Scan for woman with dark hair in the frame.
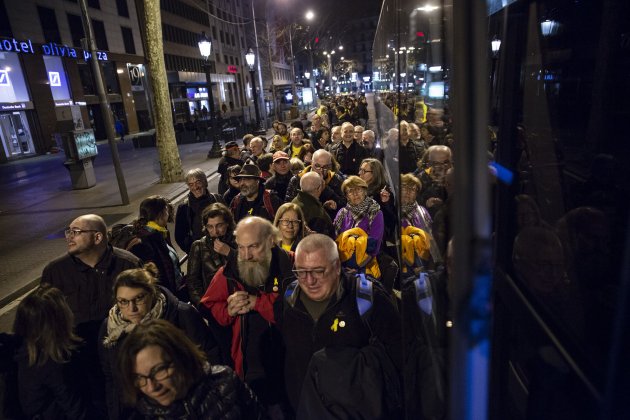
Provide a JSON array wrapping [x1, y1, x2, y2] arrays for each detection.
[[98, 264, 218, 419], [314, 126, 331, 150], [273, 202, 307, 252], [359, 158, 396, 249], [14, 285, 102, 419], [222, 164, 242, 206], [297, 143, 315, 166], [128, 195, 182, 295], [186, 203, 236, 305], [117, 319, 262, 419]]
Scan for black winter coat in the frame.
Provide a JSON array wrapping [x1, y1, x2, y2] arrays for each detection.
[[16, 344, 103, 420], [175, 191, 223, 254], [130, 365, 264, 420], [129, 227, 181, 294], [186, 233, 236, 305], [277, 272, 403, 411], [98, 286, 220, 420]]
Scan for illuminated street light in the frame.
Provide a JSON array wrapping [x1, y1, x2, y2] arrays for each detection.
[[417, 4, 439, 12], [338, 45, 343, 51], [305, 10, 314, 20], [198, 31, 221, 158], [245, 48, 261, 130]]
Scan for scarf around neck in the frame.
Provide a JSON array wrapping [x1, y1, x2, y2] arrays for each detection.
[[334, 196, 381, 233], [146, 221, 168, 237], [102, 292, 166, 348]]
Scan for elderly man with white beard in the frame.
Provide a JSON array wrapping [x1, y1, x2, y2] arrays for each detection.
[[200, 216, 294, 418]]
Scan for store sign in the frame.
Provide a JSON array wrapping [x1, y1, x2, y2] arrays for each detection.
[[0, 102, 33, 110], [128, 64, 144, 91], [49, 71, 61, 86], [0, 37, 108, 61], [227, 65, 238, 74]]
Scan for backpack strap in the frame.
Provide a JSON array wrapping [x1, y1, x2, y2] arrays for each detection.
[[414, 272, 433, 315], [262, 190, 275, 218], [284, 279, 300, 308], [356, 273, 373, 317]]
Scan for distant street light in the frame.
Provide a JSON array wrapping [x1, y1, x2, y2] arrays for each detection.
[[304, 71, 311, 79], [305, 10, 314, 20], [198, 31, 221, 158], [338, 45, 344, 51], [245, 48, 262, 131]]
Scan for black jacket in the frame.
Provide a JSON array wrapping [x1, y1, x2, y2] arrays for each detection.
[[330, 141, 370, 176], [129, 227, 181, 294], [130, 365, 263, 420], [186, 233, 237, 305], [277, 272, 402, 411], [98, 286, 220, 420], [16, 344, 103, 420], [291, 191, 335, 238], [41, 246, 140, 325], [230, 185, 280, 223], [264, 172, 293, 204], [285, 168, 347, 221], [174, 191, 223, 254]]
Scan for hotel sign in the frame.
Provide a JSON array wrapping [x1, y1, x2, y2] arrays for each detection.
[[0, 37, 109, 61], [227, 65, 238, 74]]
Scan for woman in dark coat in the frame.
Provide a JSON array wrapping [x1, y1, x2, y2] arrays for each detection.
[[14, 285, 103, 419], [118, 320, 263, 419], [128, 195, 183, 295], [98, 264, 219, 420]]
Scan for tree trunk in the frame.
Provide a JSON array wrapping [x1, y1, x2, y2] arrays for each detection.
[[142, 0, 183, 183]]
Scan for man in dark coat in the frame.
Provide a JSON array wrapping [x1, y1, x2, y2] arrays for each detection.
[[217, 141, 244, 195], [292, 172, 334, 238], [276, 234, 402, 412], [174, 168, 223, 254], [329, 122, 369, 176], [200, 217, 294, 415], [230, 164, 281, 223], [41, 214, 140, 416], [264, 151, 293, 204]]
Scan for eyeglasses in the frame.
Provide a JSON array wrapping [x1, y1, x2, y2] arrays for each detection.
[[116, 293, 148, 308], [134, 362, 173, 388], [401, 185, 418, 192], [358, 168, 372, 174], [428, 161, 451, 169], [293, 267, 327, 279], [64, 228, 98, 238], [279, 219, 301, 227], [346, 187, 365, 195], [312, 163, 332, 171]]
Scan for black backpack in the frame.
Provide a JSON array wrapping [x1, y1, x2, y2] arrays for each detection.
[[108, 224, 140, 250]]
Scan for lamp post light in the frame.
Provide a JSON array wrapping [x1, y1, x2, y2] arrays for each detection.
[[490, 36, 501, 116], [245, 48, 262, 132], [198, 31, 221, 158]]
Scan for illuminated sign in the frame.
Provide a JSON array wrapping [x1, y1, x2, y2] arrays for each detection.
[[0, 37, 108, 61], [128, 64, 144, 91], [0, 70, 9, 86], [0, 102, 33, 110], [227, 65, 238, 74], [49, 71, 61, 86], [73, 129, 98, 160]]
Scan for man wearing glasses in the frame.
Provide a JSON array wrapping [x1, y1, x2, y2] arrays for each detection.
[[41, 214, 140, 413], [284, 149, 346, 221], [277, 234, 402, 414], [200, 216, 294, 416]]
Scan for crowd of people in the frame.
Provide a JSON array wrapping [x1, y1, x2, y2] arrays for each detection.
[[2, 93, 456, 419]]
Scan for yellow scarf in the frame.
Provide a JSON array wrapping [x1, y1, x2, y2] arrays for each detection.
[[147, 221, 168, 237]]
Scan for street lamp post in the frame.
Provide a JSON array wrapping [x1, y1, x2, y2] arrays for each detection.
[[198, 32, 221, 158], [245, 48, 262, 132]]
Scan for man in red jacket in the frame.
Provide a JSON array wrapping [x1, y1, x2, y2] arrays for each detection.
[[200, 216, 294, 418]]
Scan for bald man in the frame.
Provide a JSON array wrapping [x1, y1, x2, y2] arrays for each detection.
[[292, 172, 334, 238], [41, 214, 140, 414]]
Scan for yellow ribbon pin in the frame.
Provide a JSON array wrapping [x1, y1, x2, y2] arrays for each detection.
[[330, 318, 339, 332], [247, 208, 253, 215]]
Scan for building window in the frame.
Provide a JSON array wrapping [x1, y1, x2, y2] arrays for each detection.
[[231, 34, 235, 46], [116, 0, 129, 17], [67, 14, 84, 48], [78, 64, 96, 95], [91, 19, 108, 50], [121, 27, 136, 54], [38, 6, 61, 44], [0, 0, 12, 38], [88, 0, 100, 9], [212, 26, 217, 40], [220, 30, 224, 43]]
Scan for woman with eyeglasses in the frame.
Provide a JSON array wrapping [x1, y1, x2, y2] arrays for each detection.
[[334, 176, 384, 278], [128, 196, 183, 296], [98, 264, 218, 420], [274, 203, 307, 252], [117, 319, 263, 419], [13, 284, 103, 419], [222, 164, 242, 206]]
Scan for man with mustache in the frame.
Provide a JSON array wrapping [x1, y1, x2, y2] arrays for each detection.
[[200, 216, 294, 417]]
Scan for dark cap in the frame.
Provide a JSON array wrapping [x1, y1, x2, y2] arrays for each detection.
[[233, 163, 265, 181], [223, 141, 239, 151]]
